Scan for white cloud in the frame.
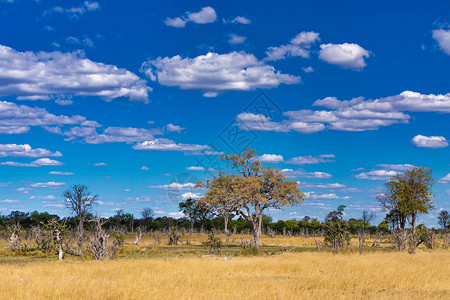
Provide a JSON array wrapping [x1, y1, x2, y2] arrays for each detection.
[[66, 36, 94, 48], [180, 192, 200, 200], [301, 182, 346, 189], [93, 162, 107, 166], [29, 195, 57, 200], [17, 187, 32, 194], [376, 164, 415, 171], [0, 44, 149, 102], [282, 168, 332, 179], [141, 166, 149, 171], [302, 66, 314, 73], [227, 16, 251, 25], [439, 173, 450, 184], [432, 29, 450, 55], [306, 192, 349, 200], [0, 144, 62, 158], [82, 127, 162, 144], [142, 51, 300, 97], [286, 154, 335, 165], [355, 170, 398, 181], [149, 182, 196, 189], [49, 1, 100, 18], [0, 182, 11, 187], [186, 166, 205, 171], [0, 199, 20, 203], [265, 31, 320, 61], [228, 34, 246, 45], [30, 182, 65, 188], [237, 91, 450, 134], [1, 158, 64, 167], [0, 101, 94, 134], [165, 6, 216, 28], [133, 139, 216, 155], [166, 123, 184, 133], [49, 171, 74, 175], [257, 154, 284, 163], [319, 43, 371, 69], [411, 135, 448, 149]]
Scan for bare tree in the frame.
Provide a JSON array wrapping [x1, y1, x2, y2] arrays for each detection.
[[141, 208, 154, 229], [358, 210, 375, 253], [63, 184, 98, 256]]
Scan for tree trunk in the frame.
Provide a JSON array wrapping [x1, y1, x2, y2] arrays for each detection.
[[253, 224, 262, 247], [224, 216, 230, 243], [78, 218, 84, 256]]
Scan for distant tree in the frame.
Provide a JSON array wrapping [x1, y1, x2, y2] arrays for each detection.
[[357, 210, 376, 253], [323, 205, 350, 254], [438, 210, 450, 229], [141, 208, 154, 226], [201, 148, 305, 247], [63, 184, 98, 255], [378, 167, 435, 231]]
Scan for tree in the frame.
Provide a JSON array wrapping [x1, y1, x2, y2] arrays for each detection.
[[197, 173, 237, 242], [357, 210, 376, 253], [63, 184, 98, 255], [323, 205, 350, 254], [438, 210, 450, 229], [378, 167, 434, 231], [201, 148, 305, 247], [178, 198, 212, 232], [141, 208, 154, 229]]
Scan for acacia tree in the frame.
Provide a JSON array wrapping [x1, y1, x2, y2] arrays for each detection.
[[179, 198, 212, 232], [201, 148, 305, 247], [378, 167, 434, 232], [63, 184, 98, 255], [438, 210, 450, 230], [197, 173, 237, 242]]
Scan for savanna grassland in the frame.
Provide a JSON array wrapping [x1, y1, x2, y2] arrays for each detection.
[[1, 234, 449, 300]]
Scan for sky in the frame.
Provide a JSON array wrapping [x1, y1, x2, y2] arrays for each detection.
[[0, 0, 449, 226]]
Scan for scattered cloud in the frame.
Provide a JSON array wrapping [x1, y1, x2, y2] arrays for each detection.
[[133, 139, 219, 155], [319, 43, 371, 69], [355, 169, 398, 181], [149, 182, 196, 189], [49, 171, 74, 175], [0, 44, 149, 102], [0, 144, 61, 158], [375, 164, 415, 171], [141, 166, 149, 171], [48, 1, 100, 19], [166, 123, 184, 133], [439, 173, 450, 184], [93, 162, 108, 167], [237, 91, 450, 134], [225, 16, 251, 25], [165, 6, 217, 28], [282, 168, 332, 179], [411, 135, 448, 148], [265, 31, 320, 61], [228, 34, 247, 45], [30, 182, 65, 188], [302, 66, 314, 73], [142, 51, 300, 97], [257, 154, 284, 163], [1, 158, 64, 167], [286, 154, 335, 165], [432, 29, 450, 55]]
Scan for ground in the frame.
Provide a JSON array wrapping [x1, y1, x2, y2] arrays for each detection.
[[0, 234, 449, 299]]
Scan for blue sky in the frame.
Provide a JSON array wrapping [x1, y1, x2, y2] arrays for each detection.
[[0, 0, 449, 225]]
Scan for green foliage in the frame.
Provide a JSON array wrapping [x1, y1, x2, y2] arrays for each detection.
[[323, 206, 351, 254], [239, 241, 259, 256], [203, 234, 222, 255]]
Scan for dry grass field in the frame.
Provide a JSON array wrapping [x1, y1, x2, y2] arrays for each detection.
[[1, 234, 449, 299], [1, 252, 449, 299]]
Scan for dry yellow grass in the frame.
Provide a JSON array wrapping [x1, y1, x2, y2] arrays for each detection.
[[1, 251, 449, 299]]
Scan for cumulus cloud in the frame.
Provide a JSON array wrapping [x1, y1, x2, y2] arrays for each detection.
[[30, 182, 65, 188], [165, 6, 217, 28], [355, 169, 398, 180], [226, 16, 251, 25], [376, 164, 415, 171], [0, 44, 149, 102], [302, 66, 314, 73], [286, 154, 335, 165], [432, 29, 450, 55], [265, 31, 320, 61], [319, 43, 371, 69], [237, 91, 450, 134], [228, 34, 246, 45], [411, 135, 448, 148], [142, 51, 300, 97], [0, 144, 61, 158], [1, 158, 63, 167], [133, 139, 220, 155], [0, 101, 94, 134], [257, 154, 284, 163], [306, 192, 350, 200], [439, 173, 450, 184], [282, 168, 332, 179], [166, 123, 184, 133], [149, 182, 196, 189]]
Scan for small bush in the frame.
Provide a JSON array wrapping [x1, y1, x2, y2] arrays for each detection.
[[203, 234, 222, 255]]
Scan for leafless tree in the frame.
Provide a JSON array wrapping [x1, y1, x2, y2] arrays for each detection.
[[63, 184, 98, 256], [358, 210, 376, 254], [88, 216, 108, 260]]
